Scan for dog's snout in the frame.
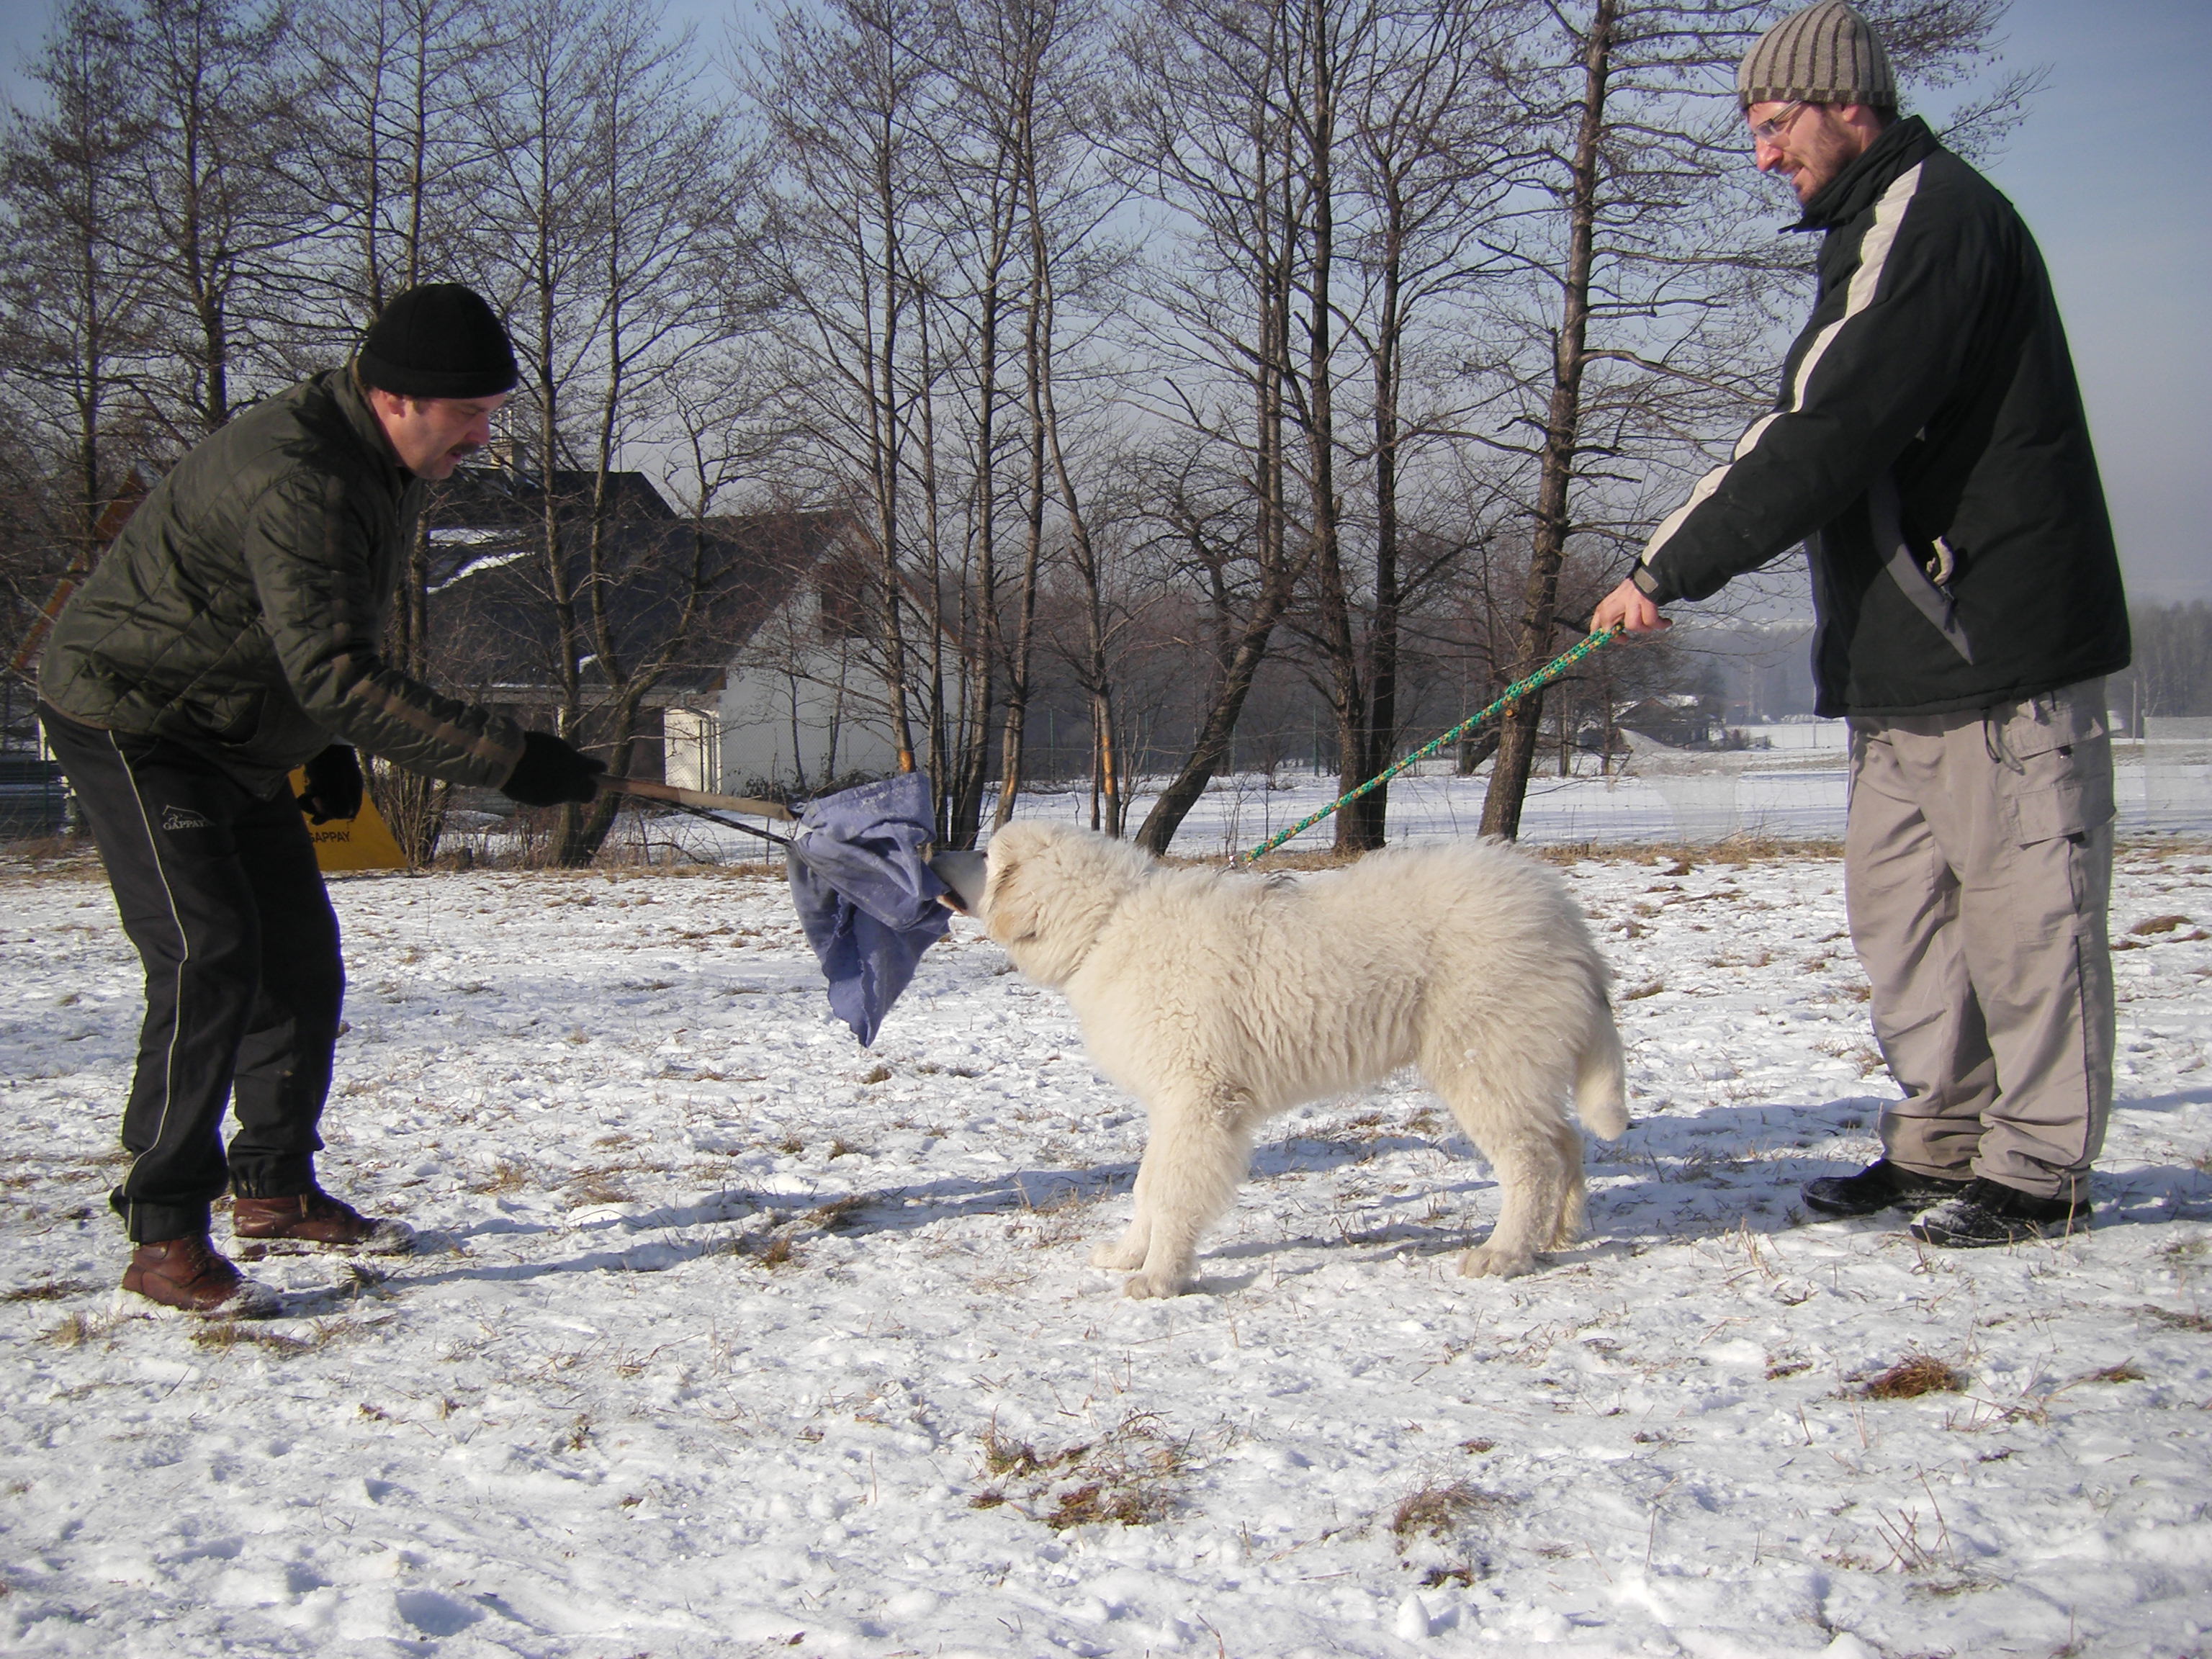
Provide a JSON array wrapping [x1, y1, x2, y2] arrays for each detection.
[[929, 849, 989, 916]]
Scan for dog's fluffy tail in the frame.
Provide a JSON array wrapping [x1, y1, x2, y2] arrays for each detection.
[[1573, 998, 1629, 1140]]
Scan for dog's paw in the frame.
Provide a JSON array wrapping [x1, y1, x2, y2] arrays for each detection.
[[1090, 1236, 1148, 1270], [1458, 1244, 1535, 1280], [1121, 1267, 1195, 1299]]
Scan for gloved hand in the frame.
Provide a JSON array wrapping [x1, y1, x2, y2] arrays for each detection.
[[297, 744, 364, 824], [500, 732, 607, 806]]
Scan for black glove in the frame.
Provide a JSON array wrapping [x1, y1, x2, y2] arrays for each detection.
[[500, 732, 607, 806], [297, 744, 364, 824]]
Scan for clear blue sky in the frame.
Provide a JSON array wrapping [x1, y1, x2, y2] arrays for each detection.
[[4, 0, 2207, 601]]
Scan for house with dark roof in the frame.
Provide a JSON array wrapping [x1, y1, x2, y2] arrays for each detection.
[[420, 462, 900, 791]]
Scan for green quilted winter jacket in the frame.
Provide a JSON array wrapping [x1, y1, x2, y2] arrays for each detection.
[[40, 367, 526, 798]]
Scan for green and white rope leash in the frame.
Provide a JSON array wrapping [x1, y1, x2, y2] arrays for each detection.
[[1241, 626, 1627, 863]]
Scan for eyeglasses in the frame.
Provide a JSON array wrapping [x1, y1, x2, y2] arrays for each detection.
[[1748, 101, 1813, 147]]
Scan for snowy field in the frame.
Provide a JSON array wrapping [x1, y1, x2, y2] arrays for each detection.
[[4, 835, 2212, 1658], [569, 734, 2212, 868], [1129, 735, 2212, 855]]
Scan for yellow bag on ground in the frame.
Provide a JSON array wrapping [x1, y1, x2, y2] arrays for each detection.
[[287, 768, 408, 872]]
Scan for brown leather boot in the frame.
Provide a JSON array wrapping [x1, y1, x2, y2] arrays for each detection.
[[121, 1236, 281, 1317], [232, 1189, 415, 1254]]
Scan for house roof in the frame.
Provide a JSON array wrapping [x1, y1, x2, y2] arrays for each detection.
[[431, 464, 678, 529], [420, 467, 853, 699]]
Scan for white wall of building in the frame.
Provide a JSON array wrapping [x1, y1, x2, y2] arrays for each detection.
[[716, 647, 900, 792]]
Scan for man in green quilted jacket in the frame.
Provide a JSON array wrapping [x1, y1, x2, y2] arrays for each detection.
[[38, 284, 606, 1316]]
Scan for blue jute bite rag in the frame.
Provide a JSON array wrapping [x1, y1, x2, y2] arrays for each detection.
[[786, 773, 953, 1046]]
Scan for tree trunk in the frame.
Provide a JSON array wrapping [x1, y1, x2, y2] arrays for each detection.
[[370, 509, 449, 866], [1479, 0, 1614, 842], [1352, 144, 1406, 850], [870, 98, 920, 776], [992, 105, 1051, 831]]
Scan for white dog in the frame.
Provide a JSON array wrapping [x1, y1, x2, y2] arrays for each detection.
[[958, 822, 1627, 1298]]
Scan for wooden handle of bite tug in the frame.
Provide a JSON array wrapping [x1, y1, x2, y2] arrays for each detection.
[[601, 776, 797, 822]]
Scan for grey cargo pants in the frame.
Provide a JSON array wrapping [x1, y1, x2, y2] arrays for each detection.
[[1844, 678, 2115, 1204]]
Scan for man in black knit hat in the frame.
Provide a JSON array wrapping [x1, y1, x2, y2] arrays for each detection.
[[39, 283, 607, 1316], [1591, 1, 2128, 1249]]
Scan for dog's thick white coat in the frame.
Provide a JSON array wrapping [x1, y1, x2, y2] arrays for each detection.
[[978, 822, 1627, 1297]]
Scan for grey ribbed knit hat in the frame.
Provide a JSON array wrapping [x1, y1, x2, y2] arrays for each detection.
[[1738, 1, 1897, 110]]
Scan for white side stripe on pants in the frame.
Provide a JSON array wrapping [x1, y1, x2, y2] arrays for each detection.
[[110, 731, 195, 1234]]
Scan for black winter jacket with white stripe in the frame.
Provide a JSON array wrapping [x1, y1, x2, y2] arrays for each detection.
[[1632, 116, 2129, 717]]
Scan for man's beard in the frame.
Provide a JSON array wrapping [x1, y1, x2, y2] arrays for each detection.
[[1790, 117, 1863, 202]]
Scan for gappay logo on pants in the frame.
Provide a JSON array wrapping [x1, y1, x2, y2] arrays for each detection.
[[159, 805, 214, 832]]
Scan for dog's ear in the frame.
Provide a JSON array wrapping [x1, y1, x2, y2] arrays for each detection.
[[983, 839, 1040, 945]]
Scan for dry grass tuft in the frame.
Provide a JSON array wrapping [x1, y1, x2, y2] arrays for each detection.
[[1390, 1480, 1509, 1548], [974, 1413, 1193, 1532], [981, 1426, 1069, 1480], [738, 1234, 797, 1267], [468, 1159, 534, 1195], [1045, 1480, 1173, 1530], [2129, 914, 2193, 935], [2140, 1305, 2212, 1333], [191, 1316, 365, 1358], [2083, 1361, 2146, 1384], [190, 1321, 313, 1357], [41, 1310, 108, 1348], [807, 1196, 868, 1232], [721, 1197, 867, 1268], [2, 1281, 96, 1304], [1858, 1354, 1965, 1400], [1013, 1184, 1097, 1249], [1530, 836, 1843, 868], [565, 1169, 634, 1205], [1213, 848, 1359, 872]]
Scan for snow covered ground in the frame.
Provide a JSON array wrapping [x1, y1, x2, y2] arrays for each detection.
[[4, 834, 2212, 1659]]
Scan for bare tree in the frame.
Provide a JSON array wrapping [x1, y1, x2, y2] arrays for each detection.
[[1120, 0, 1312, 853], [938, 0, 1126, 834], [0, 0, 158, 622], [750, 0, 946, 789], [120, 0, 316, 437], [559, 1, 757, 861], [297, 0, 493, 317], [1319, 0, 1517, 845], [476, 0, 760, 866], [297, 0, 498, 864]]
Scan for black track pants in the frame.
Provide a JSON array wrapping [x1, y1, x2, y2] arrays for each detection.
[[40, 705, 344, 1242]]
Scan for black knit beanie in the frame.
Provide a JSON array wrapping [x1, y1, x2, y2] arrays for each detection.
[[356, 284, 519, 400]]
